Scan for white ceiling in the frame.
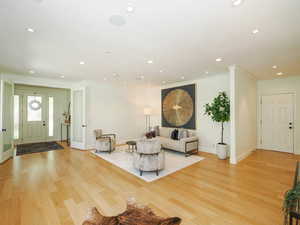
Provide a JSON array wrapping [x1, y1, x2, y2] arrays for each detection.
[[0, 0, 299, 83]]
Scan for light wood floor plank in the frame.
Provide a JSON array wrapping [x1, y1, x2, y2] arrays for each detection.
[[0, 143, 297, 225]]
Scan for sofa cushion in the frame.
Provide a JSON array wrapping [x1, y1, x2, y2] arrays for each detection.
[[160, 127, 172, 138], [157, 137, 183, 152]]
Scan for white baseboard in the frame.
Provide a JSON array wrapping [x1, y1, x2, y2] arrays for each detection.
[[199, 145, 216, 154], [237, 148, 255, 162]]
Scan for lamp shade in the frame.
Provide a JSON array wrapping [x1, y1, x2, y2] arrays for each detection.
[[143, 107, 152, 115]]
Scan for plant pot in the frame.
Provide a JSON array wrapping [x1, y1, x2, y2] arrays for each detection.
[[216, 143, 228, 159]]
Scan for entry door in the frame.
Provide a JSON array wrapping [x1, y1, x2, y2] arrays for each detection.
[[261, 94, 294, 153], [22, 94, 47, 143], [70, 87, 86, 149], [0, 80, 14, 163]]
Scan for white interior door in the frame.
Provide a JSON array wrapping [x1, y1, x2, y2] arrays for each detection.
[[0, 80, 14, 163], [261, 94, 294, 153], [22, 94, 47, 143], [71, 87, 86, 149]]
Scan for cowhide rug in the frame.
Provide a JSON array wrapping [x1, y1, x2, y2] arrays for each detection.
[[82, 202, 181, 225]]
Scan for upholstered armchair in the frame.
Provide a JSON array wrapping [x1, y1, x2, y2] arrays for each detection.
[[94, 129, 116, 153], [133, 139, 165, 176]]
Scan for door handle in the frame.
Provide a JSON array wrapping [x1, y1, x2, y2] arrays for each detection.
[[2, 128, 6, 132], [82, 125, 87, 128], [42, 121, 46, 126]]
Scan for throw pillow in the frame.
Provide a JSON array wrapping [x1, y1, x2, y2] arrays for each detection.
[[146, 131, 156, 139], [171, 129, 179, 140], [182, 130, 188, 139], [178, 129, 183, 140], [154, 126, 160, 136]]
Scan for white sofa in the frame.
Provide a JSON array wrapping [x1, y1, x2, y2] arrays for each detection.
[[156, 127, 199, 157]]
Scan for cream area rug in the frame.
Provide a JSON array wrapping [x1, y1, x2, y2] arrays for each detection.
[[92, 146, 204, 182]]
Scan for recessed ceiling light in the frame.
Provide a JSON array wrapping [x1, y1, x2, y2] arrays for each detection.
[[216, 58, 222, 62], [272, 65, 278, 69], [140, 75, 145, 79], [159, 70, 163, 73], [29, 70, 35, 74], [27, 28, 35, 33], [232, 0, 244, 7], [181, 76, 185, 80], [252, 29, 259, 34], [147, 60, 153, 64], [277, 72, 283, 76], [60, 75, 65, 78], [205, 71, 209, 74], [104, 77, 107, 81], [79, 61, 85, 65], [126, 5, 135, 13]]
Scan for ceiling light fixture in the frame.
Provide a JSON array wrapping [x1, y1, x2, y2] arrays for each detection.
[[277, 72, 283, 76], [205, 71, 209, 74], [60, 75, 65, 78], [79, 61, 85, 65], [216, 58, 222, 62], [140, 75, 145, 79], [27, 28, 35, 33], [29, 70, 35, 74], [232, 0, 244, 7], [126, 4, 135, 13], [181, 76, 185, 80], [252, 29, 259, 34], [147, 60, 153, 64], [104, 77, 107, 81], [159, 70, 163, 73], [272, 65, 278, 69]]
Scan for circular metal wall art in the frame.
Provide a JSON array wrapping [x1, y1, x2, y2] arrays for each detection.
[[162, 89, 194, 127], [29, 99, 41, 111]]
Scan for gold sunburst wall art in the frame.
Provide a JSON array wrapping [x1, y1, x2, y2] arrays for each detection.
[[161, 84, 196, 129]]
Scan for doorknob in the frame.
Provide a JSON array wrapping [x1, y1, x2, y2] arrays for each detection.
[[43, 121, 46, 126], [1, 128, 6, 132]]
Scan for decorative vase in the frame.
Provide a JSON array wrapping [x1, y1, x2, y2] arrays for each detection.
[[216, 143, 228, 159]]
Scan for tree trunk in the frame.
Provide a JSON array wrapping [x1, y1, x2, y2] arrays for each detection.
[[221, 122, 224, 144]]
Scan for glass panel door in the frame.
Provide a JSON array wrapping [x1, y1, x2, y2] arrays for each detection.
[[0, 80, 14, 163], [22, 94, 47, 143]]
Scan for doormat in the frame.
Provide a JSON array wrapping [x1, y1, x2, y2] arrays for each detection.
[[16, 142, 64, 156]]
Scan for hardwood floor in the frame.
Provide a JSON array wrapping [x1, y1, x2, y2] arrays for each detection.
[[0, 143, 298, 225]]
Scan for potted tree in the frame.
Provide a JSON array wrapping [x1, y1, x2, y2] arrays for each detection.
[[204, 92, 230, 159]]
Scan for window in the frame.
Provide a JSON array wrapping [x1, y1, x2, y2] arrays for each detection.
[[27, 96, 42, 121], [48, 97, 54, 136], [13, 95, 19, 139]]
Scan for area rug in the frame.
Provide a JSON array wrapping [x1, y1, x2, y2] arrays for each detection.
[[92, 146, 204, 182], [16, 141, 64, 156]]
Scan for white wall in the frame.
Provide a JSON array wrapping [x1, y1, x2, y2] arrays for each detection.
[[257, 76, 300, 154], [230, 66, 257, 163], [85, 81, 161, 148], [162, 73, 230, 154]]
